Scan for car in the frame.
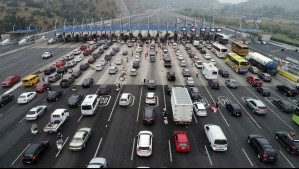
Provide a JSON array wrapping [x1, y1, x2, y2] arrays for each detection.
[[208, 79, 219, 89], [115, 58, 123, 65], [247, 76, 263, 87], [247, 135, 278, 163], [46, 90, 63, 102], [17, 92, 37, 104], [60, 77, 75, 88], [92, 53, 101, 59], [80, 63, 90, 71], [258, 73, 272, 82], [188, 87, 201, 100], [136, 131, 153, 157], [193, 103, 207, 116], [272, 99, 296, 113], [225, 103, 242, 117], [143, 107, 155, 125], [130, 69, 137, 76], [88, 58, 96, 64], [277, 85, 298, 97], [42, 52, 53, 59], [206, 45, 212, 50], [87, 157, 107, 168], [104, 54, 112, 61], [110, 51, 116, 56], [99, 59, 107, 66], [44, 67, 56, 75], [248, 66, 259, 74], [185, 77, 195, 87], [98, 49, 105, 55], [83, 48, 93, 56], [256, 87, 271, 97], [69, 128, 92, 151], [97, 85, 111, 95], [203, 54, 212, 60], [225, 79, 238, 89], [122, 50, 128, 56], [2, 75, 21, 87], [67, 60, 77, 68], [182, 69, 191, 77], [71, 70, 83, 78], [72, 49, 81, 55], [147, 80, 156, 90], [48, 74, 61, 83], [127, 42, 133, 48], [200, 49, 207, 54], [245, 98, 267, 114], [194, 61, 203, 69], [209, 59, 216, 65], [63, 54, 74, 61], [75, 56, 83, 62], [22, 141, 49, 164], [103, 44, 109, 50], [177, 55, 184, 60], [133, 61, 140, 69], [95, 64, 104, 71], [174, 131, 190, 153], [180, 60, 187, 67], [67, 94, 84, 108], [167, 72, 176, 81], [56, 60, 66, 68], [0, 94, 14, 108], [219, 70, 229, 77], [25, 105, 47, 121], [275, 131, 299, 154], [146, 92, 156, 105], [82, 78, 94, 88], [35, 82, 51, 92], [135, 55, 141, 62], [109, 66, 118, 74], [80, 44, 88, 51], [113, 47, 120, 52], [57, 66, 68, 74]]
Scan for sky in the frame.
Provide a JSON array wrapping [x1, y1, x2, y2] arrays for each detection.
[[218, 0, 248, 4]]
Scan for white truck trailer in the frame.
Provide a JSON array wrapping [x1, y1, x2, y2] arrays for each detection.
[[171, 87, 193, 124]]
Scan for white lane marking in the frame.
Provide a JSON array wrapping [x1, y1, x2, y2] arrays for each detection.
[[163, 85, 167, 109], [168, 140, 173, 163], [0, 114, 2, 117], [264, 97, 277, 107], [280, 151, 295, 168], [107, 85, 123, 122], [242, 148, 254, 167], [94, 138, 103, 158], [99, 95, 112, 107], [78, 115, 83, 123], [131, 138, 136, 161], [55, 137, 69, 158], [204, 145, 213, 166], [18, 118, 25, 124], [136, 85, 144, 122], [10, 144, 31, 166]]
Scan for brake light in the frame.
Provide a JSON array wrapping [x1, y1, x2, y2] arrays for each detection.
[[262, 154, 269, 159], [32, 156, 37, 161], [291, 145, 297, 150]]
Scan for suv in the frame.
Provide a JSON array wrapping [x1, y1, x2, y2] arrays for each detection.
[[277, 85, 298, 97], [245, 99, 267, 114], [44, 66, 56, 75], [97, 85, 111, 95], [143, 107, 155, 125], [226, 103, 242, 117], [0, 94, 14, 108], [248, 135, 278, 163], [258, 73, 272, 82], [167, 72, 176, 81], [247, 76, 262, 87], [147, 80, 156, 90], [22, 141, 49, 164], [208, 79, 220, 89], [275, 131, 299, 154], [188, 87, 201, 100], [60, 77, 75, 88], [272, 99, 296, 114]]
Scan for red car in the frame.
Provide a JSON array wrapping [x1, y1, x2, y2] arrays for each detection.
[[174, 131, 190, 153], [83, 48, 93, 56], [80, 44, 88, 51], [247, 76, 263, 87], [2, 75, 21, 87], [88, 58, 96, 64], [35, 82, 52, 92], [56, 60, 66, 68]]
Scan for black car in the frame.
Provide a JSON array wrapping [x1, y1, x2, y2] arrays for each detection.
[[167, 72, 176, 81], [165, 85, 173, 95], [46, 90, 63, 102], [256, 87, 271, 97], [44, 66, 56, 75], [219, 70, 229, 78], [71, 70, 82, 78], [103, 44, 109, 50], [80, 63, 90, 71], [113, 47, 120, 52], [133, 61, 140, 69], [110, 51, 116, 56], [143, 107, 155, 125], [97, 85, 111, 95], [57, 66, 68, 74], [272, 99, 296, 113], [188, 87, 201, 100], [258, 73, 272, 82], [277, 85, 297, 97], [275, 131, 299, 154], [82, 78, 94, 88], [22, 141, 49, 164], [0, 94, 14, 108], [226, 103, 242, 117], [208, 79, 220, 89], [248, 135, 279, 163], [67, 94, 84, 108], [182, 69, 191, 77], [105, 54, 112, 61], [48, 74, 61, 83], [60, 77, 75, 88], [98, 49, 104, 55], [147, 80, 156, 90], [200, 49, 206, 54]]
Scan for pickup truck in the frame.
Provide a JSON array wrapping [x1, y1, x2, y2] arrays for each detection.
[[44, 109, 69, 133], [2, 75, 21, 87]]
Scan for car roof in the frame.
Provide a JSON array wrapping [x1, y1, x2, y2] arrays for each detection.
[[147, 92, 155, 97], [195, 103, 205, 109], [25, 143, 41, 154], [138, 133, 151, 147], [74, 131, 86, 138], [177, 133, 188, 143]]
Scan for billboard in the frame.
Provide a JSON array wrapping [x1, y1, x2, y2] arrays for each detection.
[[242, 16, 261, 24]]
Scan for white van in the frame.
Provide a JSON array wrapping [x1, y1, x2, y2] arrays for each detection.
[[202, 63, 218, 80], [119, 93, 133, 106], [204, 124, 228, 151], [81, 95, 100, 115]]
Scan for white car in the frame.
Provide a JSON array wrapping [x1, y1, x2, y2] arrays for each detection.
[[25, 105, 47, 121], [72, 49, 81, 55], [87, 157, 107, 168], [67, 60, 77, 67], [42, 52, 53, 59], [193, 103, 207, 117], [137, 131, 153, 157], [146, 92, 156, 105], [195, 61, 203, 69], [99, 59, 107, 66], [180, 60, 187, 67], [135, 55, 141, 62], [121, 40, 125, 44], [96, 64, 104, 71], [69, 128, 92, 151], [203, 54, 212, 60], [75, 56, 83, 62], [177, 55, 184, 60], [185, 77, 195, 87], [209, 59, 216, 65], [17, 92, 37, 104], [115, 58, 123, 65], [176, 51, 181, 56], [130, 69, 137, 76]]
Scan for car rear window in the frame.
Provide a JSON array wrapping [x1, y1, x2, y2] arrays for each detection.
[[82, 105, 92, 110], [215, 139, 227, 145], [258, 106, 267, 109], [179, 142, 188, 147]]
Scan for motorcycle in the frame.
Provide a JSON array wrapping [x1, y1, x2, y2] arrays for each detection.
[[162, 109, 168, 125], [31, 128, 38, 135], [56, 140, 63, 151]]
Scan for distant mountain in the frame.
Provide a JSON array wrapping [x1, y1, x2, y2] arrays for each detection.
[[233, 0, 299, 12]]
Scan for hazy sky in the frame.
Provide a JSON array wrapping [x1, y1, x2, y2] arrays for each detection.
[[218, 0, 248, 4]]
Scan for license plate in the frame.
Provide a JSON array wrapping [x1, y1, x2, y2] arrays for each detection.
[[269, 157, 274, 160]]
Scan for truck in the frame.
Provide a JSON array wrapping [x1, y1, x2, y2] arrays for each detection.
[[246, 52, 278, 75], [202, 63, 218, 80], [171, 87, 193, 124], [43, 109, 69, 133]]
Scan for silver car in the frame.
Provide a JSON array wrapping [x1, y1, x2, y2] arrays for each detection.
[[96, 64, 104, 71], [225, 79, 238, 89], [25, 105, 47, 121], [69, 128, 92, 151], [185, 77, 195, 87], [99, 59, 107, 66], [87, 157, 107, 168], [109, 66, 118, 74], [245, 99, 267, 114]]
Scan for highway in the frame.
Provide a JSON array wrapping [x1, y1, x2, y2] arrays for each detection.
[[0, 11, 299, 168]]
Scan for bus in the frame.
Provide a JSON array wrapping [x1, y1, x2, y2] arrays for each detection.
[[214, 33, 229, 45], [225, 53, 249, 74], [212, 42, 228, 59], [231, 41, 249, 56]]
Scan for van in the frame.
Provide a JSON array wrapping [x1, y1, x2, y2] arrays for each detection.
[[202, 63, 218, 80], [22, 75, 40, 87], [204, 124, 228, 151], [119, 93, 133, 106], [81, 95, 100, 115]]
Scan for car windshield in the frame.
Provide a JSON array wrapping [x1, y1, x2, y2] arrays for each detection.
[[82, 105, 92, 110], [27, 111, 36, 115], [179, 142, 188, 147]]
